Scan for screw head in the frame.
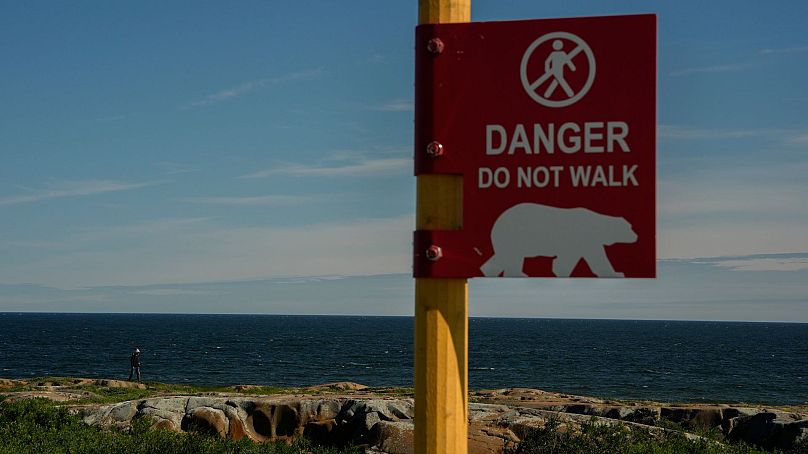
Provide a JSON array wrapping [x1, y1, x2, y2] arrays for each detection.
[[425, 245, 443, 261], [426, 141, 444, 157], [427, 38, 444, 54]]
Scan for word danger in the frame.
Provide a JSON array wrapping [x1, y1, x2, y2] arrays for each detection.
[[486, 121, 630, 155], [478, 165, 639, 189]]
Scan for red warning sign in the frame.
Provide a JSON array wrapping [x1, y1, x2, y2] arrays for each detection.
[[414, 14, 656, 278]]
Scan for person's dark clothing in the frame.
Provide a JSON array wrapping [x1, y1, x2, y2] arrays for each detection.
[[129, 352, 141, 382]]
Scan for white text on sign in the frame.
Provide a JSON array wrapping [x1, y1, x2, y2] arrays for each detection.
[[479, 120, 640, 190], [478, 165, 639, 189], [486, 121, 630, 155]]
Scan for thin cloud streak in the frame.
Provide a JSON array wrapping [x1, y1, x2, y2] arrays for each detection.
[[0, 180, 159, 207], [660, 125, 784, 140], [130, 288, 213, 296], [187, 69, 323, 108], [790, 134, 808, 144], [707, 257, 808, 272], [94, 115, 126, 123], [181, 195, 312, 206], [760, 46, 808, 55], [240, 158, 410, 179], [669, 63, 751, 77], [157, 161, 197, 175], [371, 99, 414, 112]]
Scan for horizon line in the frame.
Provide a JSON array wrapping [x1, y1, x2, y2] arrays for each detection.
[[1, 311, 806, 324]]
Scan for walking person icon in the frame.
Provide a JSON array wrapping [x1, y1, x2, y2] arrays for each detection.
[[520, 32, 596, 108], [542, 40, 577, 98]]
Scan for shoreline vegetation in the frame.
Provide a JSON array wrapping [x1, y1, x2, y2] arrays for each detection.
[[1, 377, 806, 454]]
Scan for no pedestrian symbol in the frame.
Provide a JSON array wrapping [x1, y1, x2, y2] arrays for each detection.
[[520, 32, 596, 108]]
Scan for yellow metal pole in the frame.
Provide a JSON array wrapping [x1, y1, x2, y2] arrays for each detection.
[[415, 1, 470, 453]]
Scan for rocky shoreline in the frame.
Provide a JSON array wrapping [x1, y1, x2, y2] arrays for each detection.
[[2, 378, 807, 453]]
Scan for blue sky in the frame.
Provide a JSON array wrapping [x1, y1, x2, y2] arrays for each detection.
[[1, 1, 806, 320]]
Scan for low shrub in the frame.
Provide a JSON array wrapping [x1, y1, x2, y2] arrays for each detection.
[[504, 417, 789, 454]]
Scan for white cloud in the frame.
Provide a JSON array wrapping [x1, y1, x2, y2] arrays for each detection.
[[0, 240, 66, 251], [659, 222, 808, 259], [659, 180, 805, 217], [371, 99, 414, 112], [669, 63, 751, 77], [659, 159, 808, 259], [0, 180, 158, 207], [240, 157, 410, 179], [187, 69, 323, 108], [0, 216, 414, 288], [181, 195, 312, 206], [0, 294, 113, 305]]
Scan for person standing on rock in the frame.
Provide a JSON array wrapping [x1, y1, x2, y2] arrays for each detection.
[[128, 348, 141, 382]]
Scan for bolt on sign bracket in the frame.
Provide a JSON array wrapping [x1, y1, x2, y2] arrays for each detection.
[[413, 230, 485, 278]]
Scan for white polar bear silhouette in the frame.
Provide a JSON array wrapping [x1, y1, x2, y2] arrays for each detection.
[[480, 203, 637, 277]]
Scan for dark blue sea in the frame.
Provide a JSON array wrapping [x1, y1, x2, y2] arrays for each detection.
[[1, 314, 806, 405]]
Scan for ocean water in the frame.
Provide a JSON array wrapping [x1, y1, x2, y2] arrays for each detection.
[[0, 313, 806, 405]]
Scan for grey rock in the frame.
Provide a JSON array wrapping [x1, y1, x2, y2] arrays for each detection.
[[373, 421, 414, 454], [140, 397, 188, 415], [727, 411, 808, 451], [77, 392, 808, 453], [109, 400, 139, 422], [186, 396, 221, 412]]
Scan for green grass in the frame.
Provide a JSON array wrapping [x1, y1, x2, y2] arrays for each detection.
[[72, 385, 155, 404], [140, 382, 290, 397], [3, 376, 414, 406], [1, 376, 81, 392], [1, 377, 298, 405], [504, 417, 807, 454], [0, 397, 358, 454]]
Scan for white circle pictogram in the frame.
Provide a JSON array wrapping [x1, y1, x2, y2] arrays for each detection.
[[520, 32, 596, 108]]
